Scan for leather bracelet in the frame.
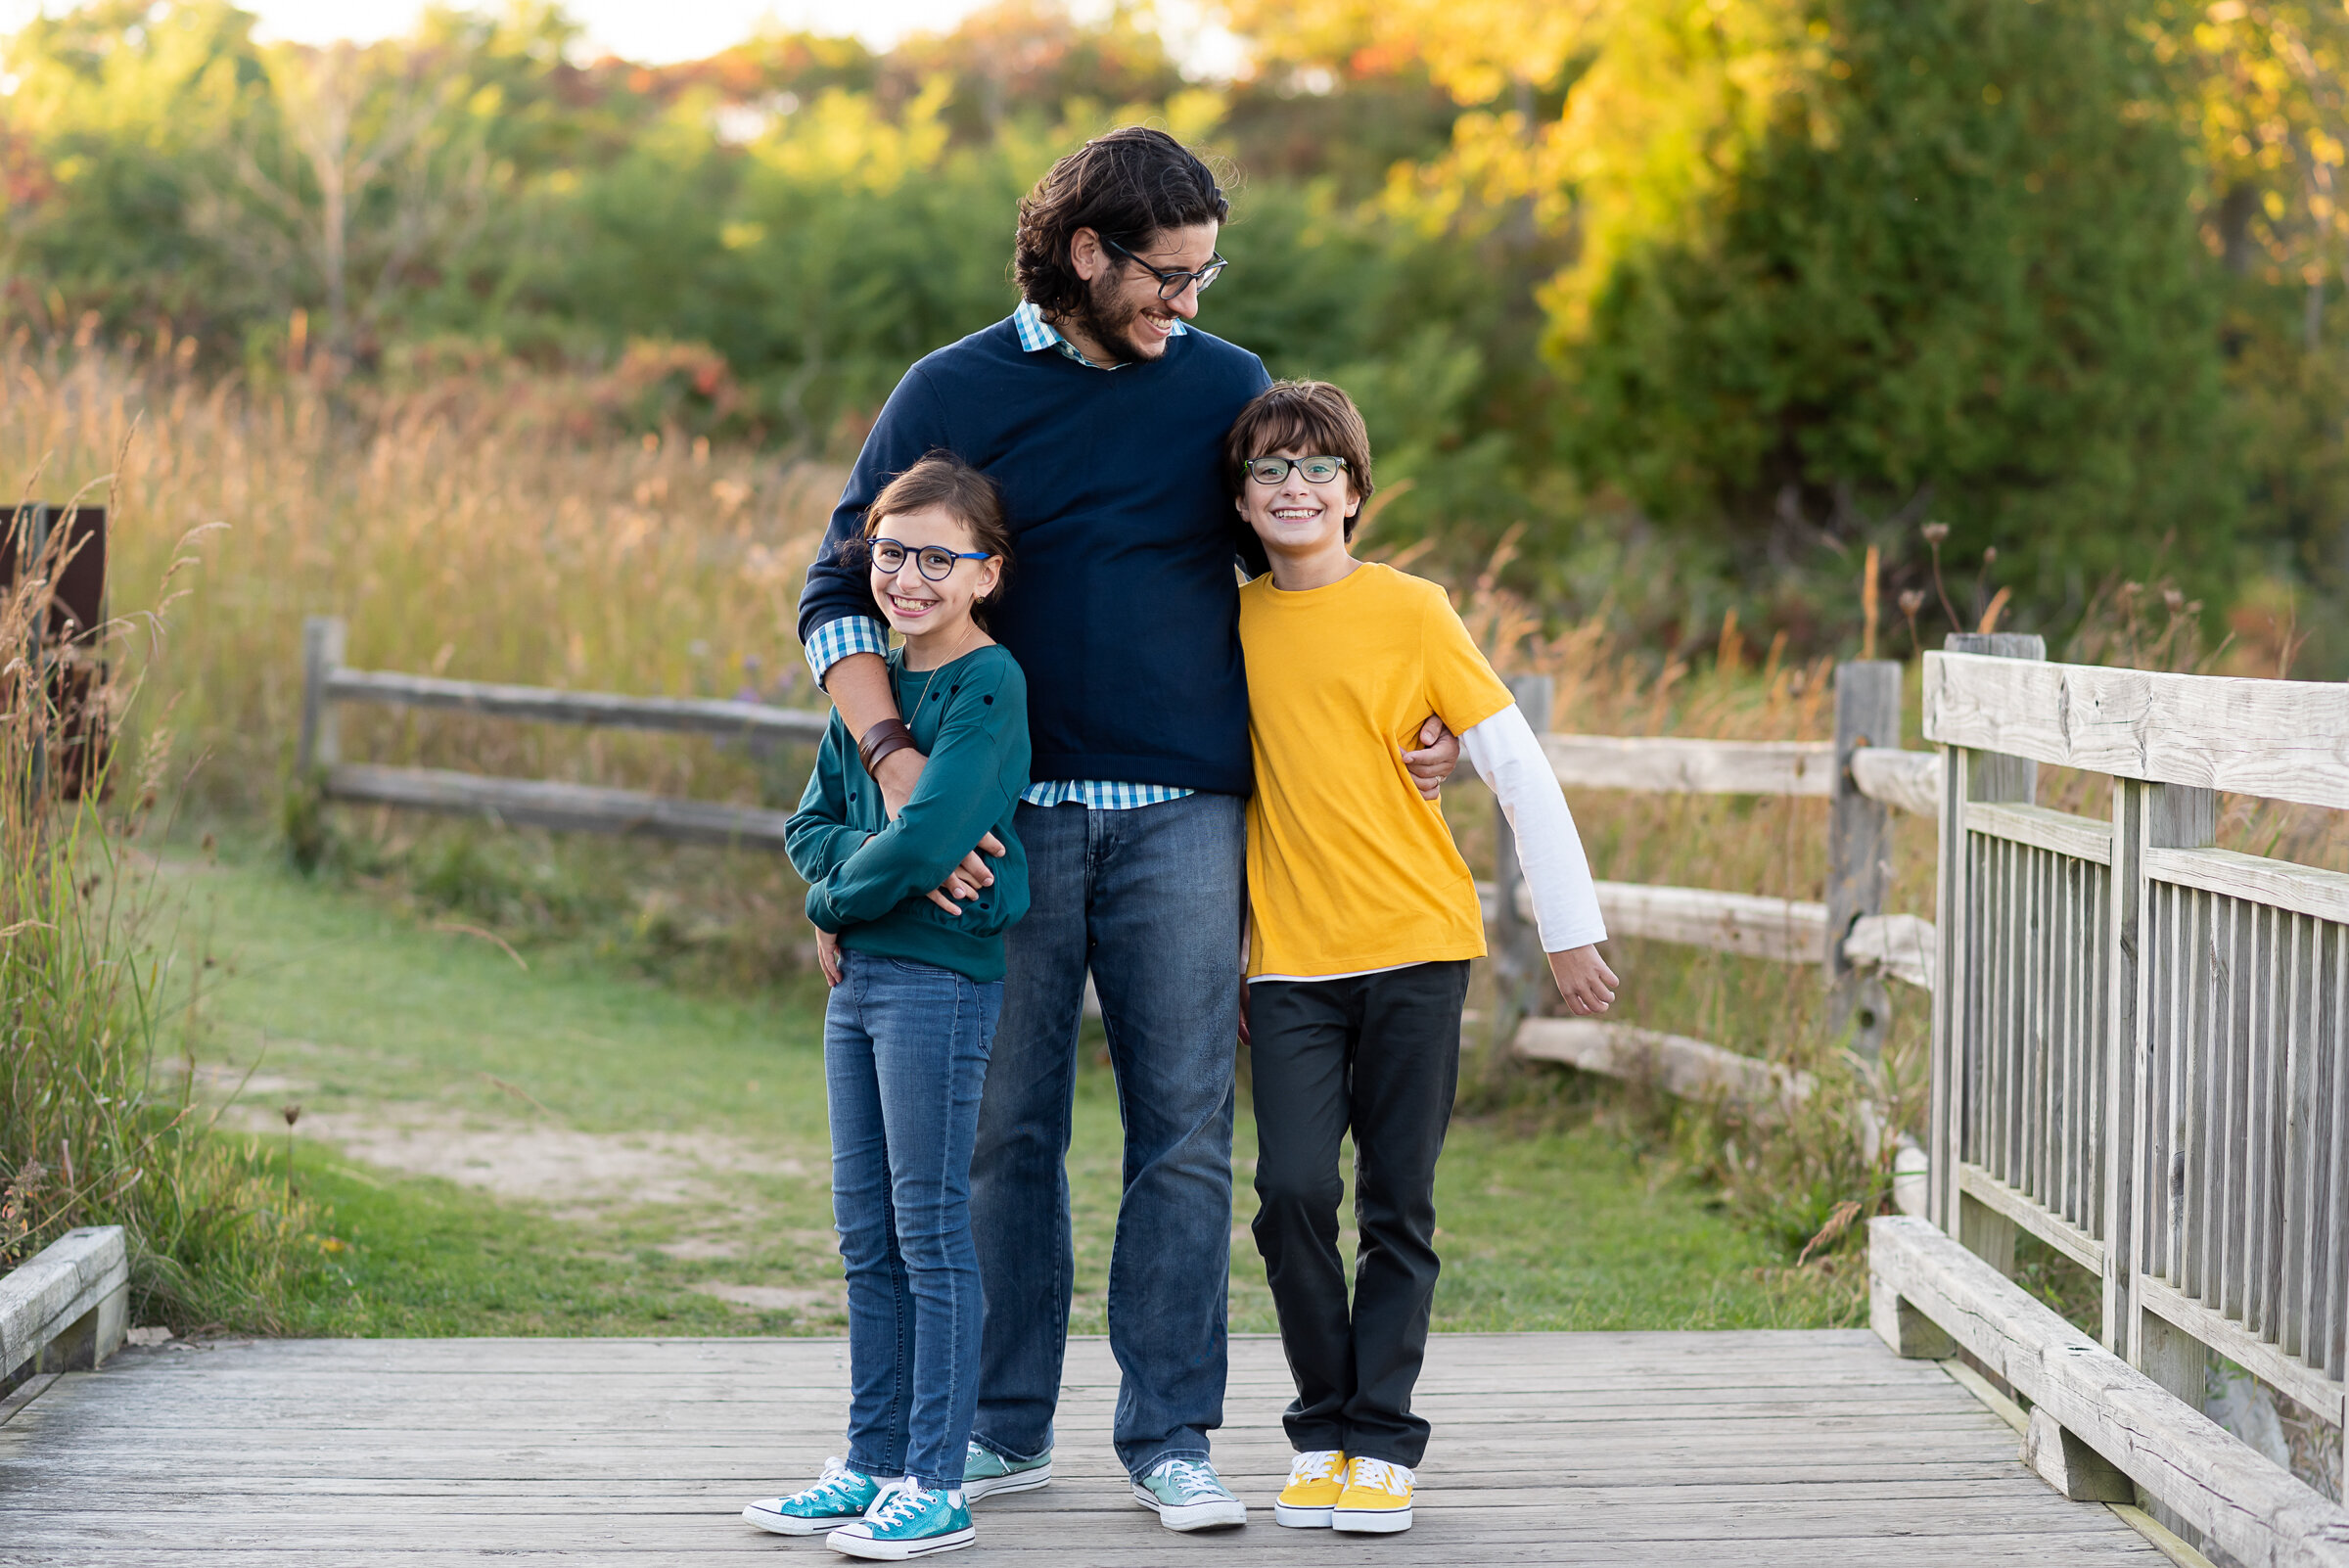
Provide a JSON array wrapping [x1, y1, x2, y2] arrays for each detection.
[[858, 718, 917, 778]]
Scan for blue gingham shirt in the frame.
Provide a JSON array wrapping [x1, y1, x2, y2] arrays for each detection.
[[802, 303, 1194, 810]]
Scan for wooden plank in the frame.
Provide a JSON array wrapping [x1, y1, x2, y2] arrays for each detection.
[[2136, 1273, 2345, 1430], [1870, 1215, 2349, 1568], [1485, 880, 1833, 965], [1931, 747, 1966, 1232], [2146, 847, 2349, 927], [326, 668, 833, 742], [1923, 652, 2349, 810], [1957, 1161, 2105, 1275], [0, 1226, 127, 1392], [323, 765, 798, 851], [1541, 733, 1835, 797], [1591, 881, 1827, 963], [1843, 914, 1936, 992], [1511, 1018, 1807, 1108], [1968, 803, 2114, 866], [0, 1328, 2171, 1568], [1851, 746, 1940, 818]]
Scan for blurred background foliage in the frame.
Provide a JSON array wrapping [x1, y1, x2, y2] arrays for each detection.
[[3, 0, 2345, 668]]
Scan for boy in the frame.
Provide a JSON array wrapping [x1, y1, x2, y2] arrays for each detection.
[[1227, 381, 1617, 1534]]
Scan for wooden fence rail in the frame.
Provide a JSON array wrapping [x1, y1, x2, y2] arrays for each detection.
[[301, 615, 1945, 1094], [1866, 643, 2349, 1567]]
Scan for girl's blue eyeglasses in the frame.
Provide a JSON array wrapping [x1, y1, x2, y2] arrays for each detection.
[[870, 537, 991, 581]]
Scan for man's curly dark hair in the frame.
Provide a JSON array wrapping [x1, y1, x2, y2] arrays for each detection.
[[1013, 128, 1230, 318]]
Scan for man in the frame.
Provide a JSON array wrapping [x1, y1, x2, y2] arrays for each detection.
[[795, 127, 1457, 1533]]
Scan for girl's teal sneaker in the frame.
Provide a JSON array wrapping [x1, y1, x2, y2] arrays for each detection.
[[741, 1456, 888, 1537], [825, 1482, 975, 1559]]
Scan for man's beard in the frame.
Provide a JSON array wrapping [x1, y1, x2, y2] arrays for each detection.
[[1068, 271, 1158, 364]]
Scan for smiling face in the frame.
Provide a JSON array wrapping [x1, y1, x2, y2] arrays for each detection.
[[1234, 447, 1361, 562], [866, 503, 1003, 657], [1066, 221, 1219, 364]]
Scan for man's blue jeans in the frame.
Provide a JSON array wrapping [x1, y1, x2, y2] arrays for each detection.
[[826, 946, 1001, 1492], [969, 792, 1245, 1478]]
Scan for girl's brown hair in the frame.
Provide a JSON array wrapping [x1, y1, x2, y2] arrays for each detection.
[[858, 451, 1015, 616], [1221, 380, 1376, 541]]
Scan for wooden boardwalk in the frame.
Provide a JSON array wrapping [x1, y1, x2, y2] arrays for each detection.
[[0, 1329, 2169, 1565]]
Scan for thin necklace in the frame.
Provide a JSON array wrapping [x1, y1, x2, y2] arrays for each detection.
[[902, 621, 981, 712]]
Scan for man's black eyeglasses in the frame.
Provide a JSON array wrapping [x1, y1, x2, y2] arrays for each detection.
[[1099, 235, 1228, 300], [870, 538, 991, 580]]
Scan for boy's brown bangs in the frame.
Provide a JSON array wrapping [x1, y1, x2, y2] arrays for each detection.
[[1222, 381, 1376, 503]]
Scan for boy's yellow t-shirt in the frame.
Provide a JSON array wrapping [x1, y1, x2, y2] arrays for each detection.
[[1239, 561, 1517, 980]]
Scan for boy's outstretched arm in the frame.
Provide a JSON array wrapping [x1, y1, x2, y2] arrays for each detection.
[[1460, 702, 1616, 1009]]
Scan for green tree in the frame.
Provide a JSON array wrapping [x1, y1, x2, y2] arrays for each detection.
[[1560, 0, 2236, 614]]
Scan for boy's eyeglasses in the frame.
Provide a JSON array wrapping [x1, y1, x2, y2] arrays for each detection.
[[1100, 235, 1228, 300], [870, 538, 992, 580], [1242, 455, 1349, 486]]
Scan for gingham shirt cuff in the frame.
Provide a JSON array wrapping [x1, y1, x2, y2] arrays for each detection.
[[805, 616, 890, 687]]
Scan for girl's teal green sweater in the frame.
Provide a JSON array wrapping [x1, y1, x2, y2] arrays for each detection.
[[785, 644, 1031, 984]]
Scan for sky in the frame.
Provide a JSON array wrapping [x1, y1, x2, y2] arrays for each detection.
[[0, 0, 1013, 61]]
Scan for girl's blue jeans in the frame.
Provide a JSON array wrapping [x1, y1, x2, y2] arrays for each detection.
[[826, 945, 1000, 1491]]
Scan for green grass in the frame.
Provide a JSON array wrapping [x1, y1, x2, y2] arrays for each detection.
[[159, 842, 1861, 1337]]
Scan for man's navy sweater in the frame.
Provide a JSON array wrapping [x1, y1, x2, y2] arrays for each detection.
[[796, 316, 1273, 798]]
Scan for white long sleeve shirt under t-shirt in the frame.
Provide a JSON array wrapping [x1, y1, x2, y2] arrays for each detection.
[[1251, 704, 1607, 984]]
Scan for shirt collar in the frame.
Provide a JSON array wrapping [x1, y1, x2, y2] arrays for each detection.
[[1012, 300, 1185, 371]]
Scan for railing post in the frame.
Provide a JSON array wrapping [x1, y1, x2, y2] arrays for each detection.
[[2121, 782, 2214, 1376], [298, 616, 346, 776], [1493, 673, 1555, 1045], [1929, 632, 2044, 1265], [1827, 661, 1901, 1060]]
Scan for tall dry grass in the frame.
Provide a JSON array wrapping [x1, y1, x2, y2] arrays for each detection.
[[3, 330, 840, 815], [0, 486, 325, 1329], [7, 335, 1938, 1276]]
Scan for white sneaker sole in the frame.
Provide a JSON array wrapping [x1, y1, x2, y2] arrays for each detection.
[[1273, 1500, 1334, 1528], [1130, 1484, 1248, 1531], [742, 1502, 866, 1537], [1332, 1505, 1412, 1533], [824, 1524, 976, 1559], [963, 1459, 1051, 1501]]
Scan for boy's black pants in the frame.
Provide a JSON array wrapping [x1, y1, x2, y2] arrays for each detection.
[[1246, 959, 1468, 1469]]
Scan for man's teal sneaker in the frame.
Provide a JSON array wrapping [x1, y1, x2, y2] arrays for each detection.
[[961, 1440, 1051, 1501], [1129, 1455, 1248, 1531], [826, 1482, 975, 1559], [742, 1456, 888, 1536]]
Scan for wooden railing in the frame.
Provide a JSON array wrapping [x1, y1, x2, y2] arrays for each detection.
[[1871, 643, 2349, 1566], [2, 1226, 128, 1403]]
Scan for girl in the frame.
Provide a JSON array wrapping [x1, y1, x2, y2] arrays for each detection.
[[744, 451, 1030, 1560]]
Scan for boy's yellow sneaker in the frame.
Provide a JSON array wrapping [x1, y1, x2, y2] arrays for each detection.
[[1271, 1450, 1347, 1529], [1331, 1455, 1414, 1533]]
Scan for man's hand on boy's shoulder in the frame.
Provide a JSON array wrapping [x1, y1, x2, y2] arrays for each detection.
[[1548, 945, 1619, 1017], [1401, 715, 1461, 800]]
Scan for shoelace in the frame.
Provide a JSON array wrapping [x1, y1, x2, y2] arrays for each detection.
[[794, 1457, 862, 1507], [1350, 1457, 1412, 1496], [1154, 1458, 1227, 1502], [867, 1483, 936, 1528], [1289, 1451, 1345, 1486]]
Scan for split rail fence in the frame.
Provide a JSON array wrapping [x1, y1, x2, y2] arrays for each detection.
[[299, 613, 1954, 1105]]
